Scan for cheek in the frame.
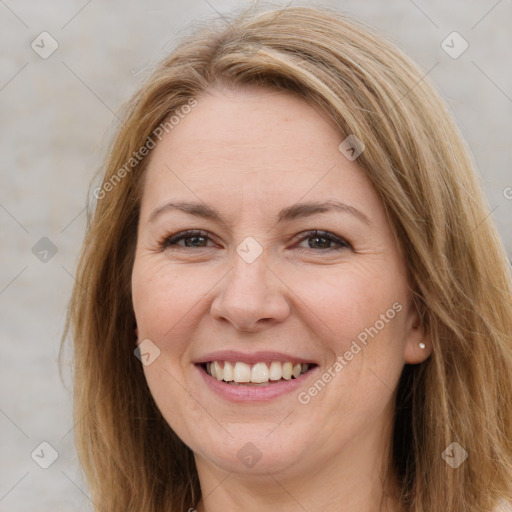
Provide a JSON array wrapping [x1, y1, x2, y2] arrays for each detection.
[[296, 262, 408, 396], [131, 257, 208, 439], [294, 258, 407, 337], [131, 256, 213, 342]]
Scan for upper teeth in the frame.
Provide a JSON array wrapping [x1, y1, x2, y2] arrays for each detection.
[[206, 361, 310, 383]]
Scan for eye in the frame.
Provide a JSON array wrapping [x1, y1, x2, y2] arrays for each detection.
[[295, 230, 351, 252], [159, 230, 214, 249], [158, 229, 351, 252]]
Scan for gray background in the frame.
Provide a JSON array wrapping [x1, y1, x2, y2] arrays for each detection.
[[1, 0, 511, 510]]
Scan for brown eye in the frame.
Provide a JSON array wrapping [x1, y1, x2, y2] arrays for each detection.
[[160, 230, 214, 249], [295, 230, 351, 251]]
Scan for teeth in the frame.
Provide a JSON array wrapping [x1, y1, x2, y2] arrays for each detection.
[[233, 362, 251, 383], [214, 361, 223, 381], [205, 360, 312, 384], [251, 362, 269, 383], [282, 362, 293, 380], [223, 361, 234, 381], [269, 361, 282, 381]]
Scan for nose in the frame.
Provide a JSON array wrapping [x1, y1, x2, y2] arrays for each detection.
[[210, 250, 291, 333]]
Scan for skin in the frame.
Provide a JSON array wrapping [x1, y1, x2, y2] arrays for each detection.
[[131, 85, 431, 512]]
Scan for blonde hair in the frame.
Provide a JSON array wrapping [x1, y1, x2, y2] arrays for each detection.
[[63, 5, 512, 511]]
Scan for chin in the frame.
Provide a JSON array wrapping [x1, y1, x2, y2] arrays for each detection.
[[196, 437, 306, 476]]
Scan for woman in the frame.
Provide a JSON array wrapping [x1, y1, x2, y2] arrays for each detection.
[[63, 5, 512, 512]]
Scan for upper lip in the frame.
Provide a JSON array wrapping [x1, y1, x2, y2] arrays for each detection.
[[193, 350, 317, 365]]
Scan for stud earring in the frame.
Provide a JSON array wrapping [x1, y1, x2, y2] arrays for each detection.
[[419, 342, 426, 349]]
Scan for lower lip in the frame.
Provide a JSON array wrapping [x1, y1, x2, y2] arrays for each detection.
[[195, 364, 317, 402]]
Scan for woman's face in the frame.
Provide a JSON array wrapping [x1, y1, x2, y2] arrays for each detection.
[[131, 86, 429, 480]]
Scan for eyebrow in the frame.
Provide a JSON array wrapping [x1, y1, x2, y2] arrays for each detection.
[[147, 199, 372, 226]]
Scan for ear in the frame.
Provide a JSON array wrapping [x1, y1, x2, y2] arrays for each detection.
[[403, 301, 431, 364]]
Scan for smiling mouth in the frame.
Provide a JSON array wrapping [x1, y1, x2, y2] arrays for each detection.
[[199, 361, 316, 386]]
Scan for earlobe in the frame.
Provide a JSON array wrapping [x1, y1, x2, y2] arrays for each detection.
[[404, 324, 431, 364], [404, 303, 431, 364]]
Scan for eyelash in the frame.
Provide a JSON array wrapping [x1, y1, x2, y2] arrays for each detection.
[[158, 229, 352, 252]]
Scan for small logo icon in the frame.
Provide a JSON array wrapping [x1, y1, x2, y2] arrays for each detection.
[[31, 32, 59, 59], [32, 237, 58, 263], [237, 442, 263, 468], [338, 134, 365, 161], [441, 32, 468, 59], [236, 237, 263, 264], [31, 441, 59, 469], [441, 441, 468, 468], [134, 338, 161, 366], [241, 42, 262, 58]]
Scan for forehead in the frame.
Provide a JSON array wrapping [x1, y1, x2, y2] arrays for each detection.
[[139, 86, 381, 222]]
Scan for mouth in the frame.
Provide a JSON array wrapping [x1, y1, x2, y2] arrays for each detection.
[[197, 360, 317, 386]]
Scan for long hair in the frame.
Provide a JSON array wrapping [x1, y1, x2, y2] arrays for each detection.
[[62, 5, 512, 511]]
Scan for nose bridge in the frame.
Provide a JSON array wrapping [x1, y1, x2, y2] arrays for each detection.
[[231, 238, 269, 295], [210, 237, 290, 330]]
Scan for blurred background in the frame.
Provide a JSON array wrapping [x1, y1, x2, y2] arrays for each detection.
[[1, 0, 511, 510]]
